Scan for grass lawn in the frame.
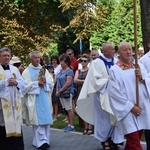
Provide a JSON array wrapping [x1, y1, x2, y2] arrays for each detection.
[[50, 114, 86, 132], [50, 114, 145, 141]]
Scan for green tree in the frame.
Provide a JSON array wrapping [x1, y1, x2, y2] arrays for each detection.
[[59, 0, 110, 53], [0, 0, 64, 59], [0, 0, 91, 57], [1, 0, 145, 59], [90, 0, 117, 49], [90, 0, 142, 49], [48, 43, 58, 57]]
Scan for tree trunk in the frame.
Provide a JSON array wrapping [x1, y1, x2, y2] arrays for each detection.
[[140, 0, 150, 53]]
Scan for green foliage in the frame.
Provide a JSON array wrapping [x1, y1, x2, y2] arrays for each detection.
[[48, 43, 58, 57], [60, 0, 108, 42], [57, 0, 111, 54], [0, 0, 144, 58], [1, 0, 92, 58], [90, 0, 142, 49], [0, 0, 64, 61]]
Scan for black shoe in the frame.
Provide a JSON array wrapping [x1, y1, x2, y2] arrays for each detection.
[[32, 144, 36, 147], [38, 143, 50, 149]]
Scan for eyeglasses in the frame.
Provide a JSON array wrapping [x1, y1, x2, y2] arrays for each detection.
[[68, 53, 72, 55], [81, 60, 87, 63]]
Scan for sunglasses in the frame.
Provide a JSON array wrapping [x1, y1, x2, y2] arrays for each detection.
[[81, 60, 88, 63], [68, 53, 72, 55]]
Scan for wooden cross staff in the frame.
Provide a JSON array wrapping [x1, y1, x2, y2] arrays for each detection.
[[133, 0, 139, 107]]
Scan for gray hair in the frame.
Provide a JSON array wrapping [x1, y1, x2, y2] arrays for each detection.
[[0, 47, 11, 54], [29, 50, 40, 59], [91, 49, 99, 55], [102, 43, 114, 53], [118, 42, 132, 50]]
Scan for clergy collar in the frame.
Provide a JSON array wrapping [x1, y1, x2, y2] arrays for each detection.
[[1, 64, 10, 70], [100, 54, 113, 62]]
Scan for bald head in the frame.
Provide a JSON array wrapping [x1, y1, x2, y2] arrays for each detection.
[[102, 43, 115, 58], [118, 42, 132, 51], [118, 42, 133, 63]]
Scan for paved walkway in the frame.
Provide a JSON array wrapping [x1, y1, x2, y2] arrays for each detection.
[[23, 126, 146, 150]]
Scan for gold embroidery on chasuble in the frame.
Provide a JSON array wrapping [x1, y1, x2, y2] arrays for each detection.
[[0, 68, 22, 137]]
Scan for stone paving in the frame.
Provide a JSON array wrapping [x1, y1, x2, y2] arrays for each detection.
[[23, 125, 146, 150]]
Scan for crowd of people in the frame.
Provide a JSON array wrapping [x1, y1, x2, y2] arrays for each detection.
[[0, 41, 150, 150]]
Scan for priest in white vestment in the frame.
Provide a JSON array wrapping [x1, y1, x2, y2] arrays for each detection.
[[139, 43, 150, 150], [76, 43, 124, 150], [22, 51, 54, 149], [0, 47, 25, 150], [108, 42, 150, 150]]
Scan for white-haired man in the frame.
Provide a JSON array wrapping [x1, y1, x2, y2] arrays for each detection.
[[0, 47, 25, 150], [22, 51, 54, 149], [108, 42, 150, 150], [76, 43, 124, 150]]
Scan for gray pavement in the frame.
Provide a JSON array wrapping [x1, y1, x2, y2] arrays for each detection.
[[23, 125, 146, 150]]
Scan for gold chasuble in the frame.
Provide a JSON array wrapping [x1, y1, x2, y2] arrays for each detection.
[[0, 66, 22, 137]]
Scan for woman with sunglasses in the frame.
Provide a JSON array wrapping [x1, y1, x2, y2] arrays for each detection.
[[74, 54, 93, 135]]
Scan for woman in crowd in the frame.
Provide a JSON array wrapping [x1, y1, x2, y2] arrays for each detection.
[[46, 64, 57, 121], [50, 55, 62, 121], [74, 54, 93, 135], [56, 53, 75, 132], [51, 55, 61, 77]]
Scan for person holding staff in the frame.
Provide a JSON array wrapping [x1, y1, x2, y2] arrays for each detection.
[[108, 42, 150, 150]]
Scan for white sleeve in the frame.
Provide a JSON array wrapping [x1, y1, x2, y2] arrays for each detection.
[[27, 81, 40, 94], [43, 70, 54, 92]]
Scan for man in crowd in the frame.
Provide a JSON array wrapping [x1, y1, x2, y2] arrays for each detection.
[[108, 42, 150, 150], [76, 43, 124, 150], [0, 47, 25, 150], [66, 49, 78, 74], [90, 49, 99, 60], [66, 48, 78, 113], [22, 51, 54, 149], [139, 39, 150, 150]]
